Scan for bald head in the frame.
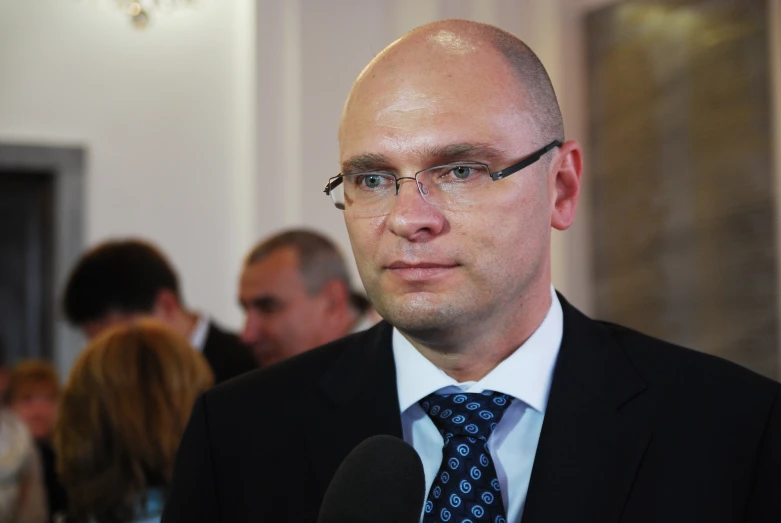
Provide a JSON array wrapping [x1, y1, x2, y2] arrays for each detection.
[[336, 19, 583, 363], [341, 19, 564, 144]]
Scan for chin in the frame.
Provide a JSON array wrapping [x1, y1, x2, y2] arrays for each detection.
[[377, 293, 467, 336]]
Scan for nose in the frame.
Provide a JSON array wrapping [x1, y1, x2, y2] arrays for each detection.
[[240, 313, 264, 345], [386, 178, 447, 241]]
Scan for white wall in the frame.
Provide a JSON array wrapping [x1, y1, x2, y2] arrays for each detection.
[[0, 0, 257, 369]]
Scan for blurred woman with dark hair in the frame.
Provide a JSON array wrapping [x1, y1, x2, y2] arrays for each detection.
[[54, 320, 213, 523]]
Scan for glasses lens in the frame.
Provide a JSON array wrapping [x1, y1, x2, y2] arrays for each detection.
[[330, 173, 396, 212], [416, 163, 492, 207]]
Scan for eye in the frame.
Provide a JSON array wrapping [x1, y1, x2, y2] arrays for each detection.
[[250, 298, 282, 314], [353, 173, 392, 190], [450, 165, 474, 180], [362, 174, 383, 188]]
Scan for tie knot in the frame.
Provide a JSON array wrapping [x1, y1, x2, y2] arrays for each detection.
[[419, 391, 512, 441]]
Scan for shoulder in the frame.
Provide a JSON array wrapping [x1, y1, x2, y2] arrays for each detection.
[[204, 320, 240, 347], [202, 321, 255, 367], [0, 410, 35, 465], [607, 319, 774, 379], [200, 322, 391, 416], [558, 295, 779, 411], [598, 317, 779, 403]]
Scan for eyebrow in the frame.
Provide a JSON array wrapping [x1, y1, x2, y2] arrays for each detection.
[[340, 143, 507, 174], [239, 295, 281, 311], [341, 153, 393, 174], [425, 143, 506, 164]]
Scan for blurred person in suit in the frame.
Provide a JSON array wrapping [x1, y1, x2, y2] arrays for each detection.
[[8, 361, 68, 522], [55, 319, 213, 523], [62, 239, 256, 384], [239, 229, 380, 366], [163, 20, 780, 523], [0, 355, 46, 523]]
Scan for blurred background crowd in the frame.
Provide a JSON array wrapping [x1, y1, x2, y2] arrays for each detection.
[[1, 229, 381, 523], [1, 0, 780, 522]]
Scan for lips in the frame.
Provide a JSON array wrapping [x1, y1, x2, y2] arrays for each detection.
[[384, 260, 459, 282], [386, 261, 457, 270]]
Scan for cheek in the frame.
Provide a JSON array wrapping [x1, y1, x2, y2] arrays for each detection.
[[471, 191, 546, 264], [346, 215, 385, 264], [276, 310, 310, 338]]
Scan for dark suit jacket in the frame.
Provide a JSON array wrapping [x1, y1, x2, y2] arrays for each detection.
[[201, 321, 257, 384], [162, 297, 781, 523], [37, 441, 68, 523]]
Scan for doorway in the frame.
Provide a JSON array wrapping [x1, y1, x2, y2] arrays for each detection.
[[0, 170, 55, 363]]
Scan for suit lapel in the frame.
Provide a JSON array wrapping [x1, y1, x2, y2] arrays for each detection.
[[305, 322, 404, 497], [522, 296, 651, 523]]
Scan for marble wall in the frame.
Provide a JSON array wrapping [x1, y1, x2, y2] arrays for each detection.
[[587, 0, 777, 378]]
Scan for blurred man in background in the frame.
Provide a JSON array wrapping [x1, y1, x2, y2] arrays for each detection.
[[239, 229, 379, 366], [63, 239, 256, 384]]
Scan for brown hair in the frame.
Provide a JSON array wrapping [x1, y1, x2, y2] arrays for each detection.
[[8, 359, 60, 402], [55, 319, 214, 523]]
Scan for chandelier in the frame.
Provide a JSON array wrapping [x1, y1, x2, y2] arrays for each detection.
[[114, 0, 197, 29]]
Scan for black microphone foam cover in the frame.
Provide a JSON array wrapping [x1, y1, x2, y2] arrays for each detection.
[[317, 435, 426, 523]]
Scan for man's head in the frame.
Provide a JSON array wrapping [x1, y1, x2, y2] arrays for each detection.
[[239, 230, 361, 366], [337, 20, 582, 351], [63, 239, 187, 340]]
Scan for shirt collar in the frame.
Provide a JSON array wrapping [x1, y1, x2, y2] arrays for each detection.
[[189, 314, 211, 352], [350, 311, 379, 334], [393, 286, 563, 414]]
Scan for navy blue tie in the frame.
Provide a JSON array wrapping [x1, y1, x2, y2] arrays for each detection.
[[419, 391, 512, 523]]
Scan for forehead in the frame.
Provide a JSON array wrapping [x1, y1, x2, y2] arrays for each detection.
[[340, 42, 532, 164], [240, 248, 306, 295], [12, 382, 57, 398]]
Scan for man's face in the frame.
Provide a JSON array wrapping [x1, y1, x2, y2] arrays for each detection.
[[339, 37, 556, 341], [12, 386, 58, 441], [239, 248, 332, 366]]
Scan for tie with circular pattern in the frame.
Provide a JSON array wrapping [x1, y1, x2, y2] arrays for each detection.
[[419, 391, 513, 523]]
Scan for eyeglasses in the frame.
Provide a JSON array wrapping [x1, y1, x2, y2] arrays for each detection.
[[324, 140, 562, 213]]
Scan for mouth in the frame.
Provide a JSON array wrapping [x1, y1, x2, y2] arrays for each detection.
[[384, 261, 459, 282]]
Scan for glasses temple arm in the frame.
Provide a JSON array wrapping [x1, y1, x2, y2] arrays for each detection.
[[323, 175, 345, 195], [490, 140, 563, 181]]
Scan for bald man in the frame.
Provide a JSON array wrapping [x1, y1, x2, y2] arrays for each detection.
[[163, 21, 780, 523]]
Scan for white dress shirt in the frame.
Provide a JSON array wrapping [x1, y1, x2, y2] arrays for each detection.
[[393, 287, 563, 523], [189, 313, 210, 352]]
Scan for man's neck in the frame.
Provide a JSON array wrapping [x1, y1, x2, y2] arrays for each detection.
[[403, 284, 553, 383], [170, 310, 199, 340]]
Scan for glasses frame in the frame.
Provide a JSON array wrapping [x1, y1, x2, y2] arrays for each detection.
[[323, 139, 563, 208]]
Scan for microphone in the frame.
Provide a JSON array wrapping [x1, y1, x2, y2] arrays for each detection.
[[317, 435, 426, 523]]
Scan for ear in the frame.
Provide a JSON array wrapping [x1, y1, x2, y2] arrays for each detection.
[[318, 280, 350, 314], [152, 289, 181, 321], [549, 139, 583, 231]]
